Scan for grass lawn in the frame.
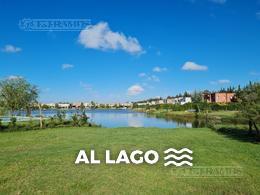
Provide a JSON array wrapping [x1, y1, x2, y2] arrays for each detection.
[[157, 110, 237, 117], [0, 127, 260, 194]]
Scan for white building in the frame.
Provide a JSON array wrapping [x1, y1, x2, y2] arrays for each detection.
[[44, 103, 55, 108], [166, 97, 174, 104], [84, 102, 90, 107], [58, 103, 70, 109], [157, 99, 165, 104], [174, 97, 192, 105]]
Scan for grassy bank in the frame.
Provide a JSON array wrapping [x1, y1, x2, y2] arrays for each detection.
[[145, 109, 238, 118], [0, 127, 260, 194], [136, 109, 240, 123]]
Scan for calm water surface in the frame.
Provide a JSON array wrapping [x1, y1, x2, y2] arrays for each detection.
[[2, 109, 192, 128]]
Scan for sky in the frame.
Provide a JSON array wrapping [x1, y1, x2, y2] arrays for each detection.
[[0, 0, 260, 103]]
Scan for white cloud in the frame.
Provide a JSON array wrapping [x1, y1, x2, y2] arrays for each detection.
[[62, 64, 74, 70], [153, 66, 167, 72], [182, 61, 208, 71], [127, 84, 144, 96], [1, 45, 22, 53], [7, 75, 22, 80], [80, 81, 92, 91], [139, 73, 160, 82], [210, 79, 231, 85], [78, 22, 143, 55], [148, 75, 160, 82], [209, 0, 226, 4], [218, 79, 230, 84]]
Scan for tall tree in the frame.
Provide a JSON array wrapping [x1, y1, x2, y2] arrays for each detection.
[[0, 77, 38, 116], [237, 82, 260, 134], [191, 90, 202, 103]]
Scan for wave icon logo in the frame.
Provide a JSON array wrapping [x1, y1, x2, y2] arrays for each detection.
[[164, 148, 193, 167]]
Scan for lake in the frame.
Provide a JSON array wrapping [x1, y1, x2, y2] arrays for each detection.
[[1, 109, 193, 128]]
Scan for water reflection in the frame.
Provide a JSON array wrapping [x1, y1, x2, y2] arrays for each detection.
[[9, 109, 194, 128]]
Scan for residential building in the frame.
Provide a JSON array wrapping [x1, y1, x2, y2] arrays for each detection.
[[58, 103, 70, 109], [173, 97, 192, 105], [44, 103, 55, 108], [166, 96, 175, 104], [203, 92, 235, 103]]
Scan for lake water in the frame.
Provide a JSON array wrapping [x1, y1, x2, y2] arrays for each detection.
[[1, 109, 193, 128]]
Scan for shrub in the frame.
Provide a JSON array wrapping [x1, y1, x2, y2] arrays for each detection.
[[41, 119, 46, 128], [72, 114, 79, 126], [57, 110, 66, 124], [25, 119, 34, 130], [8, 117, 17, 129], [79, 111, 89, 126], [48, 117, 56, 128]]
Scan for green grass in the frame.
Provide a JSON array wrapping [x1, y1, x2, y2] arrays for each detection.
[[149, 110, 238, 117], [0, 127, 260, 194]]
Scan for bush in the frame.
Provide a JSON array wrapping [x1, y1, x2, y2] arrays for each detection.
[[57, 110, 66, 124], [25, 119, 34, 130], [8, 117, 17, 129], [79, 111, 89, 126], [41, 119, 46, 128], [48, 117, 56, 128], [136, 102, 242, 112], [72, 114, 79, 126]]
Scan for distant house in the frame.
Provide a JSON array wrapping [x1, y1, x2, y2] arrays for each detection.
[[122, 102, 133, 108], [58, 103, 70, 109], [203, 92, 235, 103], [44, 103, 55, 108], [166, 96, 174, 104], [150, 100, 156, 105], [157, 99, 165, 104], [165, 96, 192, 105], [137, 102, 147, 106], [174, 97, 192, 105], [72, 102, 81, 109], [84, 102, 90, 107]]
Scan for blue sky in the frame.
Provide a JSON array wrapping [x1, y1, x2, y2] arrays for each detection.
[[0, 0, 260, 103]]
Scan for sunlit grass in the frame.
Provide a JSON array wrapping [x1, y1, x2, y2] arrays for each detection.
[[0, 127, 259, 194]]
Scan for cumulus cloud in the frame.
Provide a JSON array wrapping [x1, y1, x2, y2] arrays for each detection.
[[7, 75, 22, 80], [210, 79, 231, 85], [1, 44, 22, 53], [62, 64, 74, 70], [80, 81, 92, 91], [148, 75, 160, 82], [139, 73, 160, 82], [127, 84, 144, 96], [78, 22, 143, 55], [153, 66, 167, 72], [209, 0, 226, 4], [182, 61, 208, 71]]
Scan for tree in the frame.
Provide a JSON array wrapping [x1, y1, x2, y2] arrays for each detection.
[[55, 103, 59, 109], [90, 101, 96, 109], [191, 90, 203, 103], [80, 102, 85, 112], [237, 82, 260, 135], [0, 77, 38, 116], [79, 111, 89, 126]]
